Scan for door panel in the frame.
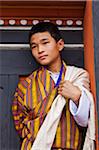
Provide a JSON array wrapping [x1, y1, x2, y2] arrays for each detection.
[[0, 75, 20, 150]]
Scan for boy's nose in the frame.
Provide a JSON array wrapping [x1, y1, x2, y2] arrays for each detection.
[[38, 45, 44, 53]]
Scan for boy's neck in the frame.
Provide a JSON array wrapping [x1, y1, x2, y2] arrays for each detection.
[[47, 59, 62, 73]]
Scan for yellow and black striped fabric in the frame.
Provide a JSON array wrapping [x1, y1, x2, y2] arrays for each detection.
[[12, 64, 83, 150]]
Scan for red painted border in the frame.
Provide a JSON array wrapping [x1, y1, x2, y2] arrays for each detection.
[[84, 1, 98, 149]]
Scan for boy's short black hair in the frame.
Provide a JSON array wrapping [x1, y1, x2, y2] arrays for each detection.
[[29, 22, 62, 43]]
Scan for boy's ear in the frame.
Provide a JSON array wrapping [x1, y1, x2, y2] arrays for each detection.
[[57, 39, 64, 52]]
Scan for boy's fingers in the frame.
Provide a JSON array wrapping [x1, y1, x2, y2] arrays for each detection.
[[58, 84, 62, 88], [58, 89, 62, 95], [59, 81, 64, 87], [60, 80, 64, 84]]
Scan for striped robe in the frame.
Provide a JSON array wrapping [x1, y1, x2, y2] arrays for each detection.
[[12, 64, 87, 150]]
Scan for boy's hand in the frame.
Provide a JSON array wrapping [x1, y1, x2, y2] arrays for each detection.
[[58, 80, 81, 105]]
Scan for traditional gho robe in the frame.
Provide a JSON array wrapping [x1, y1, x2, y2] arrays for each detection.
[[12, 62, 95, 150]]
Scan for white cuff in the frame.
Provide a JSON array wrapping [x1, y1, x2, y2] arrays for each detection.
[[69, 90, 90, 127]]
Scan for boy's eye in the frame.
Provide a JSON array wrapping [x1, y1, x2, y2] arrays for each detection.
[[42, 41, 49, 44], [31, 45, 37, 49]]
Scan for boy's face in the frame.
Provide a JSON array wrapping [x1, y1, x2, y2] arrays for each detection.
[[30, 31, 64, 66]]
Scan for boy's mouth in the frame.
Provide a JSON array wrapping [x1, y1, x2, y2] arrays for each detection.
[[38, 55, 48, 60]]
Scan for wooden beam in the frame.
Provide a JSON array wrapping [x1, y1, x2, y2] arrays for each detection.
[[0, 1, 85, 19]]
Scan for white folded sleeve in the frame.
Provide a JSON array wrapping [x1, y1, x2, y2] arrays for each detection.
[[69, 90, 90, 127]]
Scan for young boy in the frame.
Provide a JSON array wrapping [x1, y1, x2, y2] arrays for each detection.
[[12, 22, 95, 150]]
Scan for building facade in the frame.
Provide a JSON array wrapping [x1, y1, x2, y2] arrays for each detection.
[[0, 0, 98, 149]]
